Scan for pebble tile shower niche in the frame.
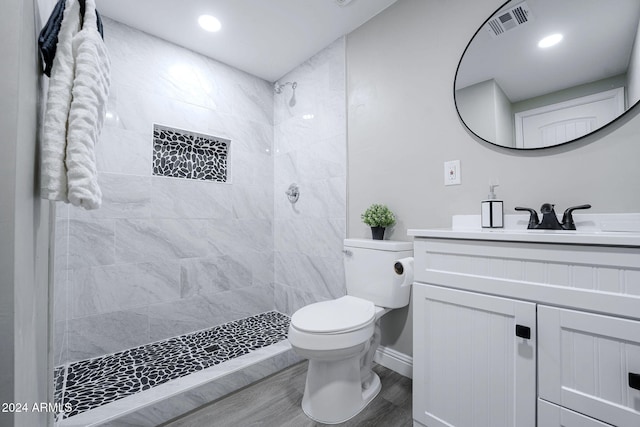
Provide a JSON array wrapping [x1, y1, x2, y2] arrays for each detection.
[[54, 312, 294, 425], [153, 124, 230, 182]]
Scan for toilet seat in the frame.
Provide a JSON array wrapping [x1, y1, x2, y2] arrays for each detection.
[[288, 296, 377, 352], [291, 296, 375, 334]]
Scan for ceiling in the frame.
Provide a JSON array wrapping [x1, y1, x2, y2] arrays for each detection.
[[97, 0, 398, 82], [455, 0, 640, 102]]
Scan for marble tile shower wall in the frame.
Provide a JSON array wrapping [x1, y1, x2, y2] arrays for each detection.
[[273, 39, 348, 314], [54, 18, 275, 365]]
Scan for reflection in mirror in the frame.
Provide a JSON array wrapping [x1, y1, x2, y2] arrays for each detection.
[[454, 0, 640, 149]]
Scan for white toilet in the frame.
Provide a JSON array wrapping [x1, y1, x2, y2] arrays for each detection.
[[288, 238, 413, 424]]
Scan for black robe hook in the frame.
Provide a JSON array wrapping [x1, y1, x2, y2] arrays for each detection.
[[79, 0, 86, 27]]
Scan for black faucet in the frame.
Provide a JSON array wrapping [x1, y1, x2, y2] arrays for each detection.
[[515, 204, 591, 230]]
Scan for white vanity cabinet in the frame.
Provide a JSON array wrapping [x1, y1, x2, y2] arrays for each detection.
[[413, 284, 536, 427], [538, 306, 640, 426], [409, 227, 640, 427]]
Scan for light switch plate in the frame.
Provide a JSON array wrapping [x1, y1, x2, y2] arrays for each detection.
[[444, 160, 461, 186]]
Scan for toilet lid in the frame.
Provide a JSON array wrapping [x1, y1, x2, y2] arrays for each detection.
[[291, 296, 375, 334]]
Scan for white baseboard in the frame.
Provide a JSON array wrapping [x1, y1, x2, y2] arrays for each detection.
[[374, 345, 413, 379]]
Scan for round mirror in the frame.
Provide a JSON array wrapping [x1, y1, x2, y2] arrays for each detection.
[[454, 0, 640, 149]]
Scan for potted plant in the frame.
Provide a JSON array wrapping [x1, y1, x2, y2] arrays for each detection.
[[361, 204, 395, 240]]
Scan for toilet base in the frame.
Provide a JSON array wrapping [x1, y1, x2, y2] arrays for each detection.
[[300, 356, 382, 424]]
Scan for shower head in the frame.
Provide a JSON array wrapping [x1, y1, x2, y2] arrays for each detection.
[[274, 81, 297, 106]]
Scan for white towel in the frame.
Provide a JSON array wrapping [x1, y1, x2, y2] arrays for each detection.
[[41, 0, 81, 202], [66, 0, 111, 209]]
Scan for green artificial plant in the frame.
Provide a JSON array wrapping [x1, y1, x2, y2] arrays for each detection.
[[361, 204, 396, 228]]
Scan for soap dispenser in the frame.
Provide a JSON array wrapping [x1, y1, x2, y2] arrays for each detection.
[[481, 184, 503, 228]]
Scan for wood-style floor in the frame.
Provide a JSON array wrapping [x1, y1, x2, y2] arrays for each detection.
[[162, 361, 412, 427]]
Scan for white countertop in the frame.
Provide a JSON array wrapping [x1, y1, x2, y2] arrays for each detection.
[[408, 214, 640, 247]]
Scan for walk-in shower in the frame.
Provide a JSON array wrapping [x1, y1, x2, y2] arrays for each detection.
[[50, 14, 346, 426]]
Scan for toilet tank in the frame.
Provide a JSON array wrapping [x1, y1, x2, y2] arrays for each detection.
[[343, 238, 413, 308]]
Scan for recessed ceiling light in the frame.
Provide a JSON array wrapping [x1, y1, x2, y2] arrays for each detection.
[[538, 33, 563, 48], [198, 15, 221, 32]]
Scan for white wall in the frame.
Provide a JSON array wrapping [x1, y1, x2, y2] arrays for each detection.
[[494, 80, 513, 146], [455, 80, 499, 142], [456, 79, 513, 147], [0, 0, 53, 425], [347, 0, 640, 356], [273, 39, 348, 314], [513, 74, 627, 113]]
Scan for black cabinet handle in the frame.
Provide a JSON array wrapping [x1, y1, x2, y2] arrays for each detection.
[[629, 373, 640, 391], [515, 324, 531, 339]]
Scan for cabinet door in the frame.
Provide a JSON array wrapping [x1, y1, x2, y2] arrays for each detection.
[[413, 284, 536, 427], [538, 306, 640, 427], [538, 399, 613, 427]]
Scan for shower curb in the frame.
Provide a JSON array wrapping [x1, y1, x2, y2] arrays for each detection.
[[57, 340, 299, 426]]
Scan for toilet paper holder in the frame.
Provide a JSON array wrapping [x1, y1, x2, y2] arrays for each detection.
[[394, 257, 414, 287], [394, 261, 404, 275]]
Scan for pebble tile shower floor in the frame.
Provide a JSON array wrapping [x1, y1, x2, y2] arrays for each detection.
[[54, 311, 290, 421]]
